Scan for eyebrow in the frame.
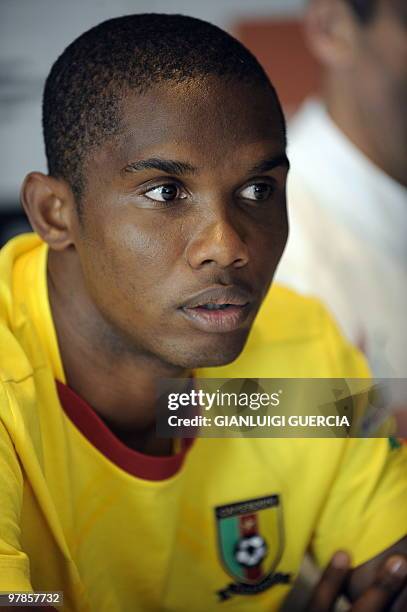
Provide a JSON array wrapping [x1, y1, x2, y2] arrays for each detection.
[[124, 158, 197, 176], [123, 152, 289, 177], [249, 154, 290, 175]]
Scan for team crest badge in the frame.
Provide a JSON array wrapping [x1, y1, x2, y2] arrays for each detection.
[[215, 495, 291, 601]]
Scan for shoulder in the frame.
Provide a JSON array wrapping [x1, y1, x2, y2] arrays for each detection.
[[200, 284, 370, 378], [0, 233, 43, 383], [253, 284, 328, 343]]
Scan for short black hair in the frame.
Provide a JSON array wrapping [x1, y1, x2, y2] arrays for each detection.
[[43, 13, 284, 203], [344, 0, 378, 23]]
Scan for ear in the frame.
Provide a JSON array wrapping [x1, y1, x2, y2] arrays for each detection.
[[20, 172, 76, 251], [305, 0, 362, 69]]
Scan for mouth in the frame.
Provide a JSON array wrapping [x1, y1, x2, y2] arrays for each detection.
[[179, 286, 254, 333]]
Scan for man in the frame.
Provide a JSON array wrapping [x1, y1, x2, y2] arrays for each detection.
[[276, 0, 407, 378], [0, 14, 406, 612]]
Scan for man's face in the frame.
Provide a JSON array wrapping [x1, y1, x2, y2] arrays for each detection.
[[72, 77, 288, 369], [350, 0, 407, 172]]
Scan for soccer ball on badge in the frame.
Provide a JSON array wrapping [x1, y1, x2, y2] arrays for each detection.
[[234, 535, 267, 568]]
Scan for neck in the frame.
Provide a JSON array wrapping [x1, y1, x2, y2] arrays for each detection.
[[47, 248, 190, 454], [323, 75, 407, 187]]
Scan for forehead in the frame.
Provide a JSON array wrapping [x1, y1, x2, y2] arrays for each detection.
[[100, 77, 285, 171]]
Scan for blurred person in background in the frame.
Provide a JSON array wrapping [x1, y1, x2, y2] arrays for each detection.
[[276, 0, 407, 378]]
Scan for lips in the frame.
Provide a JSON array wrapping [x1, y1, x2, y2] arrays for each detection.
[[179, 286, 254, 333], [181, 286, 252, 309]]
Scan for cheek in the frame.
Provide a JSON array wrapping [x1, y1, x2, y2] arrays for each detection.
[[249, 213, 288, 279], [358, 32, 407, 104], [80, 211, 185, 309], [256, 198, 289, 256]]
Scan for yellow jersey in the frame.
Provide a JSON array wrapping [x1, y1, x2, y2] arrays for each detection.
[[0, 234, 406, 611]]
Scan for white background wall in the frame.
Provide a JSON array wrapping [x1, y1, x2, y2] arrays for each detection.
[[0, 0, 305, 208]]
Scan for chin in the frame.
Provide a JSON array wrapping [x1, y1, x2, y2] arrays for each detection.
[[168, 331, 249, 369]]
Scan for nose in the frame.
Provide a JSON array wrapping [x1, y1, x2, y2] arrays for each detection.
[[185, 209, 250, 270]]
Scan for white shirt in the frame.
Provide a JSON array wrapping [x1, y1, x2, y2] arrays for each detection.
[[276, 99, 407, 377]]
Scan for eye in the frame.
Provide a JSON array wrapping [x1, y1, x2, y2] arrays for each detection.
[[144, 183, 187, 202], [239, 183, 275, 202]]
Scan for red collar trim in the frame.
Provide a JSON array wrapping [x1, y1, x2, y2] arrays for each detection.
[[56, 380, 194, 481]]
